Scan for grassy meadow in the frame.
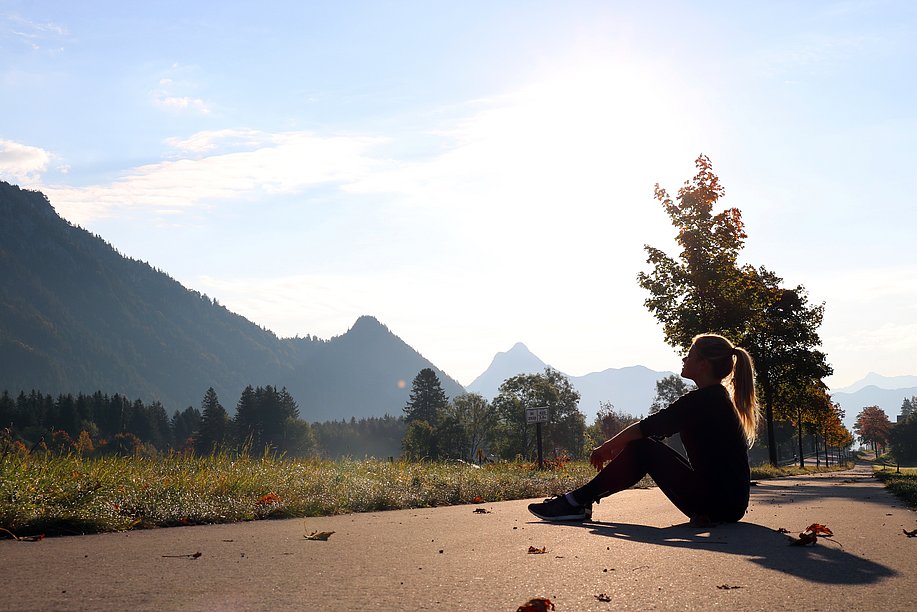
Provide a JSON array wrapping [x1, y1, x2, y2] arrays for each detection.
[[872, 467, 917, 509], [0, 449, 859, 539], [0, 450, 621, 537]]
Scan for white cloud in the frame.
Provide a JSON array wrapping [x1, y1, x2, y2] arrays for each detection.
[[149, 65, 212, 115], [42, 130, 388, 224], [154, 95, 210, 114], [164, 129, 274, 155], [6, 15, 67, 41], [0, 139, 51, 182]]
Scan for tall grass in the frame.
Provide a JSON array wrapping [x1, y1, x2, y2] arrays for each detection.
[[873, 467, 917, 509], [749, 460, 854, 480], [0, 450, 630, 537], [1, 447, 858, 538]]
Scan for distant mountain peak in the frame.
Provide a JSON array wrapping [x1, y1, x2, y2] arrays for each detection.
[[350, 315, 386, 331], [834, 372, 917, 394], [466, 342, 676, 420], [466, 342, 550, 395]]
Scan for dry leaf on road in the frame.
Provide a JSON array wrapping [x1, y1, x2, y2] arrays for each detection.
[[789, 523, 833, 546], [305, 531, 335, 541], [517, 597, 554, 611], [527, 546, 547, 554]]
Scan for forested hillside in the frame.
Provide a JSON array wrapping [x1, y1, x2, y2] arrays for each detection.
[[0, 181, 462, 420]]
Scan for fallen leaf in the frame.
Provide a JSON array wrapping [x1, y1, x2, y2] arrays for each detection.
[[472, 496, 483, 503], [527, 546, 547, 554], [903, 529, 917, 538], [806, 524, 833, 536], [305, 531, 335, 541], [776, 527, 790, 534], [595, 593, 612, 602], [717, 584, 742, 590], [517, 597, 555, 612], [256, 492, 282, 506], [473, 508, 491, 514]]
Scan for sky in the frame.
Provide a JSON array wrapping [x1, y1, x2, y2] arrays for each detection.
[[2, 0, 916, 392]]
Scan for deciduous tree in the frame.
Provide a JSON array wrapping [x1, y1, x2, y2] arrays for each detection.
[[649, 375, 694, 414], [447, 393, 497, 462], [491, 368, 585, 460], [889, 414, 917, 464], [854, 406, 892, 456], [637, 155, 758, 348], [638, 155, 831, 465]]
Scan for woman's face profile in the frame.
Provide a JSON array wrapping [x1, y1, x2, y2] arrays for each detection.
[[680, 345, 704, 381]]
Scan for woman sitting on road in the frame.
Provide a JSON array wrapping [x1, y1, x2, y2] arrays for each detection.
[[528, 333, 760, 524]]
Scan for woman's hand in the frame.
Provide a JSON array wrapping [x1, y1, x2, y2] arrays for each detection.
[[589, 440, 618, 471], [589, 422, 642, 472]]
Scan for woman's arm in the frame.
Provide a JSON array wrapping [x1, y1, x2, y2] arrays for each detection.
[[589, 421, 643, 471]]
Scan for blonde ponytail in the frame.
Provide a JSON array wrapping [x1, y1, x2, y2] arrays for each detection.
[[730, 346, 759, 446], [691, 334, 760, 446]]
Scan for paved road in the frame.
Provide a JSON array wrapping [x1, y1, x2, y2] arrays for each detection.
[[2, 462, 914, 611]]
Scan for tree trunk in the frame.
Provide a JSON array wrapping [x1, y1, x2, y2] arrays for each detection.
[[760, 369, 778, 466], [764, 401, 778, 465]]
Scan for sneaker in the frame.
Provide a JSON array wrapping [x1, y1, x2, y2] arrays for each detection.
[[527, 495, 592, 522]]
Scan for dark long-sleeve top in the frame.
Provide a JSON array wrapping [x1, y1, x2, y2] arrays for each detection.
[[639, 384, 751, 512]]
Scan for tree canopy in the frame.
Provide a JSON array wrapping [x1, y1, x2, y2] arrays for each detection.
[[491, 368, 585, 460], [638, 155, 833, 464], [854, 406, 892, 455]]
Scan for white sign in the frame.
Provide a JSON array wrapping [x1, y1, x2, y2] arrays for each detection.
[[526, 407, 549, 424]]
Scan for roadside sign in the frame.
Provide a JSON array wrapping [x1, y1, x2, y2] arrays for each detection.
[[525, 407, 549, 424]]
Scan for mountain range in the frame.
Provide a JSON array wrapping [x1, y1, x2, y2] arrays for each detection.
[[467, 342, 677, 422], [2, 180, 914, 427], [830, 384, 916, 425], [468, 345, 917, 430], [0, 181, 462, 421]]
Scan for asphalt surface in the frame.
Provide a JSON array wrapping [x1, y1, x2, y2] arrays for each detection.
[[2, 461, 914, 611]]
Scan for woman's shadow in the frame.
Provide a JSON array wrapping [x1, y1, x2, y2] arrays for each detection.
[[565, 520, 895, 585]]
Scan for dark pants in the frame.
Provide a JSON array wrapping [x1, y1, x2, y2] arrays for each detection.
[[571, 438, 744, 522]]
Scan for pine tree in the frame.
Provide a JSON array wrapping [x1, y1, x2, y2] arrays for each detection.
[[901, 396, 916, 419], [403, 368, 448, 424], [234, 385, 258, 448], [196, 387, 229, 454]]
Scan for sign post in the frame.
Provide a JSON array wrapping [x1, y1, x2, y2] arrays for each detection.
[[525, 406, 549, 469]]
